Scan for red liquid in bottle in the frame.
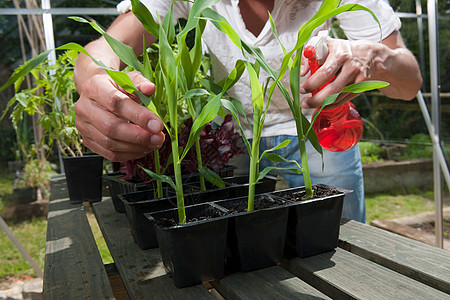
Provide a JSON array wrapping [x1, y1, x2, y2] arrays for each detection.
[[304, 43, 363, 152], [312, 102, 363, 152]]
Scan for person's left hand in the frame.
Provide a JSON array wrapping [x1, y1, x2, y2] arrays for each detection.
[[300, 38, 380, 110]]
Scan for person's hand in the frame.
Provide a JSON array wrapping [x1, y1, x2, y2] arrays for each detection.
[[74, 70, 165, 162], [300, 38, 379, 110]]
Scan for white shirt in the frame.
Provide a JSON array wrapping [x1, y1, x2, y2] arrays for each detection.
[[117, 0, 401, 138]]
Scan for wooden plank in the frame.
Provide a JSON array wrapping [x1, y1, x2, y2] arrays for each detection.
[[49, 174, 69, 201], [211, 266, 330, 300], [371, 218, 450, 250], [339, 219, 450, 294], [282, 248, 449, 300], [43, 197, 115, 299], [91, 198, 214, 300]]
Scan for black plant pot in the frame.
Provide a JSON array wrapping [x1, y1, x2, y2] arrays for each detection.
[[120, 188, 176, 249], [103, 172, 161, 213], [120, 175, 277, 250], [146, 203, 228, 288], [214, 194, 289, 272], [272, 184, 345, 258], [62, 154, 104, 204], [6, 186, 37, 206]]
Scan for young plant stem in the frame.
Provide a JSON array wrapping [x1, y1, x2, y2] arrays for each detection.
[[295, 117, 313, 198], [195, 140, 206, 191], [153, 149, 163, 198], [171, 136, 186, 224], [247, 139, 259, 212]]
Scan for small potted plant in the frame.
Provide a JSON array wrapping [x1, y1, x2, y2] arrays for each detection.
[[0, 51, 104, 204], [200, 0, 390, 266]]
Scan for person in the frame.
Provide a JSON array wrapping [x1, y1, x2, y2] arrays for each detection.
[[73, 0, 422, 223]]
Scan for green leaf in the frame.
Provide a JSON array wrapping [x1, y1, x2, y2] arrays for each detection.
[[190, 19, 207, 77], [268, 13, 287, 55], [202, 9, 243, 51], [260, 140, 291, 161], [140, 166, 177, 191], [71, 17, 144, 73], [221, 99, 252, 153], [162, 4, 175, 45], [0, 50, 52, 92], [131, 0, 160, 39], [289, 53, 302, 108], [256, 166, 302, 183], [220, 60, 246, 92], [180, 94, 222, 161], [342, 81, 389, 93], [264, 153, 303, 170], [179, 0, 221, 37], [198, 167, 225, 188], [142, 37, 153, 79], [246, 62, 263, 116], [178, 34, 194, 88], [183, 88, 210, 99]]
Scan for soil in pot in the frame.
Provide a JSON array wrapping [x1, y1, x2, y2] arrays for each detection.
[[147, 203, 228, 288], [273, 184, 345, 258], [214, 194, 289, 272]]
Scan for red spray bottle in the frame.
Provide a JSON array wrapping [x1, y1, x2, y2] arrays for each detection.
[[303, 31, 363, 152]]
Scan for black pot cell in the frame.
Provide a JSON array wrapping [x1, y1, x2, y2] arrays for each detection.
[[147, 203, 228, 288], [214, 194, 289, 272], [120, 189, 175, 249], [272, 184, 345, 258]]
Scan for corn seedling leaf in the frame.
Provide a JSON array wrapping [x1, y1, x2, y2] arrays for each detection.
[[342, 80, 389, 93], [198, 167, 226, 188], [178, 0, 220, 37], [221, 99, 252, 153], [260, 139, 291, 161], [0, 50, 52, 92], [131, 0, 160, 39], [180, 94, 221, 161], [183, 88, 210, 99], [140, 166, 177, 191]]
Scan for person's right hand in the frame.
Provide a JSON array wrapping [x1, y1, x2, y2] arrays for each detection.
[[74, 70, 165, 162]]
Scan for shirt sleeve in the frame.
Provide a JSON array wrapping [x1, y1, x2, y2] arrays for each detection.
[[336, 0, 401, 42], [116, 0, 190, 21]]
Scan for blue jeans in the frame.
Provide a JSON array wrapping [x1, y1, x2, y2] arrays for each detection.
[[233, 135, 366, 223]]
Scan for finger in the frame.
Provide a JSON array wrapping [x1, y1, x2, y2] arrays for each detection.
[[82, 136, 152, 162], [87, 75, 164, 134], [78, 118, 164, 153], [75, 97, 165, 148], [300, 62, 338, 95], [128, 71, 156, 96]]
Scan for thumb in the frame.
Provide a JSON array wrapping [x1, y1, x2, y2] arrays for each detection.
[[128, 71, 156, 97]]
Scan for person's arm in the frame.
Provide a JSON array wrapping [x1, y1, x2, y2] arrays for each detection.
[[74, 11, 164, 162], [300, 30, 423, 110]]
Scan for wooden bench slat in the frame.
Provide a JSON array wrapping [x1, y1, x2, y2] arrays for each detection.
[[43, 197, 115, 299], [282, 248, 449, 299], [92, 199, 214, 300], [339, 219, 450, 294], [211, 265, 330, 300]]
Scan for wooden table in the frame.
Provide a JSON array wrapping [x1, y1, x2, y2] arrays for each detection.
[[43, 179, 450, 299]]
